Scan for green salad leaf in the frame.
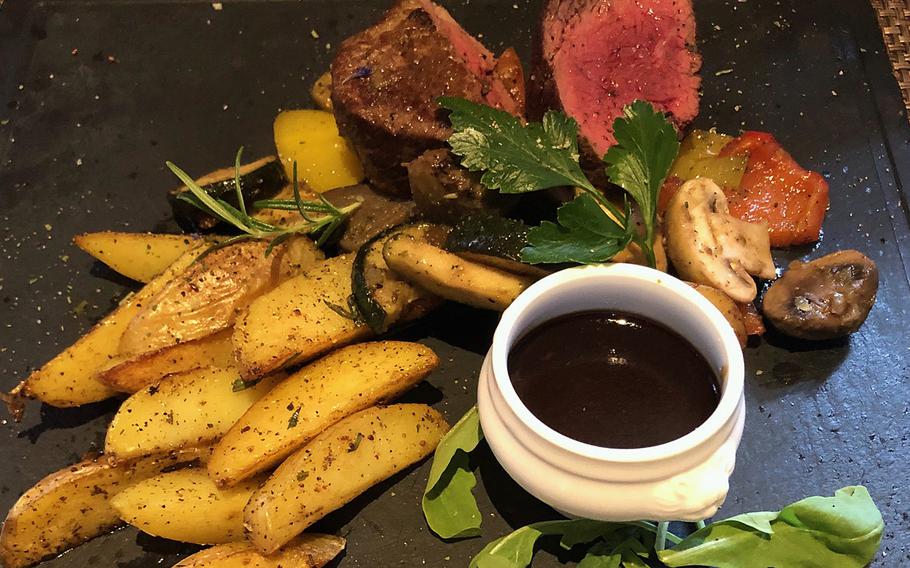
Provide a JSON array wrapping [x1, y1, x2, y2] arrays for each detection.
[[438, 97, 593, 194], [422, 406, 484, 539], [659, 486, 884, 568]]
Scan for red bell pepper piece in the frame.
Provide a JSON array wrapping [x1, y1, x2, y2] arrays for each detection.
[[719, 131, 829, 247]]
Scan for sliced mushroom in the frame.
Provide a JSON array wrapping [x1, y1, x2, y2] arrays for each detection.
[[665, 178, 775, 303], [763, 250, 878, 340]]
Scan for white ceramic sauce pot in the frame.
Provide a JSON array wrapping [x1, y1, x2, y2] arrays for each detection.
[[477, 263, 745, 521]]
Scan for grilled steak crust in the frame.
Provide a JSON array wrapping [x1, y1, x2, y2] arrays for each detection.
[[532, 0, 701, 161], [331, 0, 523, 196]]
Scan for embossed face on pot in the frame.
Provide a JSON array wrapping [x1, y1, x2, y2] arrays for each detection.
[[507, 309, 721, 449]]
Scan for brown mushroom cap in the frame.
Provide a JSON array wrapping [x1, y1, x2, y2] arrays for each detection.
[[762, 250, 879, 341]]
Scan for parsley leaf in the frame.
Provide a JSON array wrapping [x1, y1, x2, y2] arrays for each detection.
[[522, 194, 633, 264], [603, 100, 680, 265], [439, 97, 594, 194]]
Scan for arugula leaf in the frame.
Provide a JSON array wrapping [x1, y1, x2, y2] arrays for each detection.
[[422, 406, 483, 539], [522, 194, 633, 264], [439, 97, 594, 194], [659, 486, 884, 568], [469, 519, 664, 568], [603, 100, 679, 265]]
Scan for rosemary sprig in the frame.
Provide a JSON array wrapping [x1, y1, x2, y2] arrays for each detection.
[[167, 149, 360, 253]]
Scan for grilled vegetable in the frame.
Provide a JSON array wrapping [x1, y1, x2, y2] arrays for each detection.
[[444, 214, 549, 277], [97, 329, 235, 393], [0, 446, 211, 568], [720, 131, 830, 247], [273, 110, 363, 192], [105, 366, 283, 460], [689, 283, 748, 347], [665, 178, 775, 303], [74, 232, 206, 283], [12, 243, 207, 407], [169, 156, 286, 232], [173, 534, 345, 568], [244, 404, 449, 554], [111, 469, 261, 545], [321, 184, 416, 252], [310, 71, 333, 112], [209, 341, 438, 488], [383, 234, 537, 310], [763, 250, 878, 340], [668, 129, 747, 190], [118, 237, 323, 356]]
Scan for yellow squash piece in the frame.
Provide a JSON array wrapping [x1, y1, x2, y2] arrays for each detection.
[[0, 446, 212, 568], [273, 110, 363, 192], [244, 404, 449, 554], [15, 243, 207, 407], [111, 469, 261, 545], [74, 232, 206, 283], [105, 366, 283, 460], [98, 328, 236, 393], [309, 71, 333, 112], [209, 341, 439, 487], [172, 534, 345, 568]]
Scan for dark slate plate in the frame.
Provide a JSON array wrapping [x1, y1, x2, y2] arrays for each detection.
[[1, 0, 909, 566]]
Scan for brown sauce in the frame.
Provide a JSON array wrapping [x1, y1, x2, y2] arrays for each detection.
[[507, 310, 720, 449]]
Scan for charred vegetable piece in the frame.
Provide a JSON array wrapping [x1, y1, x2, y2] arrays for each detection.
[[169, 157, 286, 232], [720, 131, 829, 247], [443, 213, 549, 276], [407, 149, 514, 224], [668, 129, 747, 190], [321, 184, 416, 252], [173, 534, 345, 568], [666, 178, 775, 303], [763, 250, 878, 340]]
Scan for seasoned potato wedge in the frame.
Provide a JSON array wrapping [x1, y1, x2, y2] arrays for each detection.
[[120, 237, 323, 357], [98, 328, 235, 393], [173, 534, 345, 568], [0, 447, 211, 568], [690, 283, 748, 347], [232, 255, 367, 379], [105, 366, 283, 460], [209, 341, 438, 488], [383, 234, 537, 310], [244, 404, 449, 554], [15, 243, 206, 407], [74, 231, 205, 283], [111, 469, 261, 545]]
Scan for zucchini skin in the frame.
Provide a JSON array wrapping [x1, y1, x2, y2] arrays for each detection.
[[445, 213, 531, 262], [169, 156, 287, 232]]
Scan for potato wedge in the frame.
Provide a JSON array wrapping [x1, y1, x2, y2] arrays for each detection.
[[0, 446, 211, 568], [244, 404, 449, 554], [172, 534, 344, 568], [98, 328, 235, 393], [120, 237, 323, 357], [209, 341, 438, 488], [232, 255, 367, 379], [383, 234, 537, 310], [105, 366, 283, 460], [111, 469, 261, 545], [16, 243, 207, 407], [74, 231, 205, 283]]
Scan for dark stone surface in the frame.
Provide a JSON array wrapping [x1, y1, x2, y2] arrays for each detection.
[[0, 0, 907, 566]]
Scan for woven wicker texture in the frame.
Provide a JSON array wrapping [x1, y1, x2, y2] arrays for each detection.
[[872, 0, 910, 112]]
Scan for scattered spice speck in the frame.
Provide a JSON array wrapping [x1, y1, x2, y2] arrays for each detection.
[[75, 158, 83, 166], [714, 68, 733, 76], [212, 2, 223, 10], [310, 29, 320, 39]]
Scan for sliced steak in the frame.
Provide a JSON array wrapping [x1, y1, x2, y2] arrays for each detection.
[[533, 0, 701, 160], [331, 0, 524, 196]]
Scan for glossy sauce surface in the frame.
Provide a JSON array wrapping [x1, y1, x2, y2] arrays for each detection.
[[508, 310, 720, 449]]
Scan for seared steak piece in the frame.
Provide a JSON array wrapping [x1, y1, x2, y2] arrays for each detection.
[[533, 0, 701, 160], [331, 0, 524, 195], [407, 149, 515, 224]]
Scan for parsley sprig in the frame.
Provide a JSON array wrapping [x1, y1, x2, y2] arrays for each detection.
[[167, 148, 360, 253], [439, 98, 679, 268]]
